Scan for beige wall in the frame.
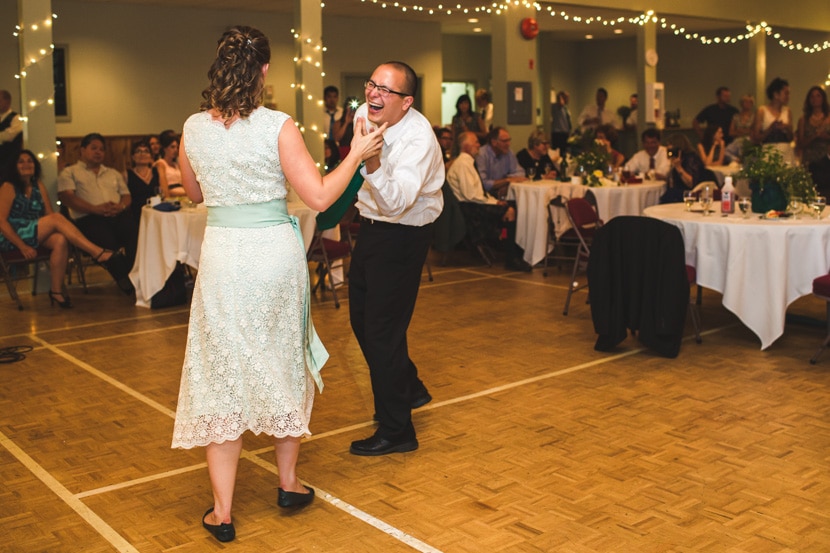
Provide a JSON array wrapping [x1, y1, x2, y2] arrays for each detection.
[[0, 0, 826, 141]]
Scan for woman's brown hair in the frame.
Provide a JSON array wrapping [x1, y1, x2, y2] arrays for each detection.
[[200, 26, 271, 120]]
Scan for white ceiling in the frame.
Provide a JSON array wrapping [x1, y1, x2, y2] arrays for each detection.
[[68, 0, 749, 40]]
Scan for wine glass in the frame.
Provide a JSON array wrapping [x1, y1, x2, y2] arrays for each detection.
[[683, 190, 696, 212], [788, 197, 803, 219], [700, 195, 712, 216], [738, 198, 752, 219], [811, 196, 827, 219]]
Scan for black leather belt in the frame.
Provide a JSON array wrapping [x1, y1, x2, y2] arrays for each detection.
[[360, 216, 399, 228]]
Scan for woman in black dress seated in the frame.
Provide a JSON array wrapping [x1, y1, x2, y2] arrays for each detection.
[[124, 140, 160, 223]]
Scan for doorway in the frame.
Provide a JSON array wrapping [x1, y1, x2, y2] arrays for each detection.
[[441, 82, 476, 127]]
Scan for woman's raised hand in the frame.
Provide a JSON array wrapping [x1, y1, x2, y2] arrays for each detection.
[[351, 117, 387, 161]]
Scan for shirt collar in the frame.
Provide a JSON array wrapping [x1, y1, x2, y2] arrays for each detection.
[[382, 108, 413, 145]]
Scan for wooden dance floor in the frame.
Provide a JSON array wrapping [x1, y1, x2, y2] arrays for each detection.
[[1, 250, 829, 552]]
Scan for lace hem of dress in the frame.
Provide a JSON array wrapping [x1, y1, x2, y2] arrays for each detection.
[[171, 414, 311, 449]]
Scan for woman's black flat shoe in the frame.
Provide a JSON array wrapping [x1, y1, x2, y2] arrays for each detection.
[[202, 507, 235, 542], [278, 485, 315, 508]]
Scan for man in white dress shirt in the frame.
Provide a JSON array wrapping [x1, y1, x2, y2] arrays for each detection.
[[447, 132, 529, 272], [348, 61, 444, 457], [578, 87, 616, 133], [624, 128, 671, 180]]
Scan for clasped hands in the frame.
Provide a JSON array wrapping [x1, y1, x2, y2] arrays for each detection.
[[96, 201, 125, 217]]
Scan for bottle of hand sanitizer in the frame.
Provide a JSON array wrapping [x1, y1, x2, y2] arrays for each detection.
[[721, 176, 735, 214]]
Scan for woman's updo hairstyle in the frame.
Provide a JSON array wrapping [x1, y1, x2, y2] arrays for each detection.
[[201, 25, 271, 120]]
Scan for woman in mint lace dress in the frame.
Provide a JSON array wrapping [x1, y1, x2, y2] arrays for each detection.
[[171, 26, 385, 542]]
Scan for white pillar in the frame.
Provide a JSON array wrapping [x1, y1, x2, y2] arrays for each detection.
[[17, 0, 58, 204], [749, 32, 767, 107], [293, 0, 324, 169], [635, 19, 657, 131], [491, 5, 539, 141]]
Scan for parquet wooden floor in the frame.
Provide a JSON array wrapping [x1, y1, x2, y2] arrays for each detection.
[[1, 251, 829, 552]]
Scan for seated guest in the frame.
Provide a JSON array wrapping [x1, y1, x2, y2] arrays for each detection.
[[323, 139, 340, 174], [147, 134, 162, 160], [809, 152, 830, 198], [448, 132, 530, 272], [434, 125, 454, 169], [661, 134, 711, 204], [697, 125, 726, 166], [1, 149, 123, 307], [476, 126, 527, 199], [155, 133, 185, 198], [516, 130, 558, 181], [595, 124, 624, 169], [58, 132, 136, 293], [624, 128, 670, 180], [124, 140, 159, 223], [451, 94, 486, 144]]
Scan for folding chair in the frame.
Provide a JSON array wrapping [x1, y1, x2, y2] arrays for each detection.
[[562, 197, 602, 315], [308, 205, 355, 309]]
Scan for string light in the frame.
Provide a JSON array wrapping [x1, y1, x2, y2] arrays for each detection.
[[11, 12, 59, 163], [348, 2, 828, 54], [290, 29, 328, 142]]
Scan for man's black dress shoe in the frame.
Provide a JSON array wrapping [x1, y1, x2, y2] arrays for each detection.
[[411, 390, 433, 409], [350, 434, 418, 456], [277, 485, 315, 508], [202, 507, 235, 542], [504, 258, 533, 272]]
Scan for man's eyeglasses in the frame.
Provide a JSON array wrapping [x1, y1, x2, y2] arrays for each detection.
[[364, 80, 411, 98]]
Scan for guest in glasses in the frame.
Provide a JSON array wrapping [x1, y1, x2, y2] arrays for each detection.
[[171, 26, 385, 542], [476, 126, 526, 199], [124, 140, 159, 223], [348, 61, 444, 457], [516, 130, 558, 180]]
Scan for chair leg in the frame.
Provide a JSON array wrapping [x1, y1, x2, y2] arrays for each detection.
[[689, 301, 702, 344], [810, 301, 830, 364], [563, 249, 583, 316], [424, 259, 433, 282], [2, 268, 24, 310]]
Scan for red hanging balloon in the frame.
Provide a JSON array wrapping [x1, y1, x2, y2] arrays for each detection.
[[520, 18, 539, 40]]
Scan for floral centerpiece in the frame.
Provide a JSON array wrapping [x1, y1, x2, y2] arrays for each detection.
[[570, 130, 611, 188], [737, 144, 817, 212]]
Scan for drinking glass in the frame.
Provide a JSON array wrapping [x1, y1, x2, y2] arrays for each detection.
[[788, 197, 803, 219], [811, 196, 827, 219], [683, 190, 696, 212], [738, 198, 751, 219], [700, 195, 712, 215]]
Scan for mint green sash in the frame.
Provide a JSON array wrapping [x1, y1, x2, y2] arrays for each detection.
[[207, 199, 328, 392]]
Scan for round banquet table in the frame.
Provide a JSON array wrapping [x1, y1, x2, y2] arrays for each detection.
[[129, 201, 317, 308], [644, 202, 830, 349], [509, 179, 665, 266]]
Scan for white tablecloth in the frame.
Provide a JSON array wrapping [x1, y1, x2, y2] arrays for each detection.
[[129, 201, 317, 308], [645, 202, 830, 349], [509, 179, 665, 266]]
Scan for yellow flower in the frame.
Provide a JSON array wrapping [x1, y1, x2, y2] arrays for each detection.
[[592, 169, 603, 178]]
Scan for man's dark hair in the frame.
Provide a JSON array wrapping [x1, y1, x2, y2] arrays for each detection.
[[81, 132, 105, 148], [324, 85, 339, 96], [715, 86, 729, 97], [641, 128, 661, 142], [384, 60, 418, 97]]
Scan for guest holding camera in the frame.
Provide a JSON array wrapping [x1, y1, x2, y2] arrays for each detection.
[[660, 134, 711, 204]]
